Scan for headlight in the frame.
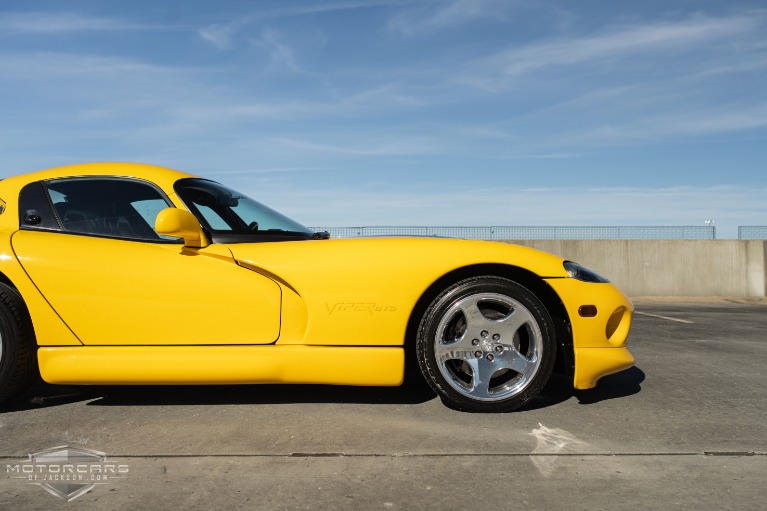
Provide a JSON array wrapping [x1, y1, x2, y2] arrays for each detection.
[[564, 261, 610, 283]]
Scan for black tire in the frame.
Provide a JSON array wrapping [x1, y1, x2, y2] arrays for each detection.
[[0, 283, 38, 404], [416, 276, 556, 412]]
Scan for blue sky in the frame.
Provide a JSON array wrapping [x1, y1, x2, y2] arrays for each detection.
[[1, 1, 765, 238]]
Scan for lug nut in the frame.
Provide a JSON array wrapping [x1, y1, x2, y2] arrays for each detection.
[[486, 354, 495, 362], [471, 339, 479, 346], [495, 345, 504, 353], [492, 333, 500, 341], [481, 330, 489, 338], [474, 351, 483, 358]]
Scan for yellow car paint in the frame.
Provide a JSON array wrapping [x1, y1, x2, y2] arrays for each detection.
[[38, 345, 405, 386], [545, 278, 634, 388], [0, 162, 635, 396], [0, 236, 82, 346], [572, 347, 635, 390], [544, 278, 634, 349], [12, 230, 282, 345], [231, 237, 569, 346], [155, 207, 209, 248]]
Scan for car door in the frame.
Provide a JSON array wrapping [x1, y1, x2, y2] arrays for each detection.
[[12, 177, 281, 345]]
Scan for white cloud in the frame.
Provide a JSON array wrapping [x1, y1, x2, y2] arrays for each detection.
[[387, 0, 513, 35], [439, 11, 767, 148], [253, 29, 303, 73], [198, 22, 241, 50], [460, 13, 766, 89], [0, 49, 431, 145], [540, 100, 767, 145], [0, 52, 174, 78], [637, 103, 767, 137], [197, 1, 406, 49], [0, 11, 154, 34], [268, 137, 438, 156]]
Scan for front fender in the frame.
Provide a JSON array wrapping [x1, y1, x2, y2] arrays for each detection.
[[231, 237, 568, 346]]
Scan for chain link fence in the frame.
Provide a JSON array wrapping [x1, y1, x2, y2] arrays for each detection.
[[738, 226, 767, 240], [309, 226, 718, 240]]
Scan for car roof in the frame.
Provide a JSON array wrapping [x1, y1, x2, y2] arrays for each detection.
[[0, 162, 197, 192], [0, 163, 199, 226]]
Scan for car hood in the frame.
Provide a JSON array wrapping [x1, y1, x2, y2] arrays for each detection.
[[227, 236, 569, 288]]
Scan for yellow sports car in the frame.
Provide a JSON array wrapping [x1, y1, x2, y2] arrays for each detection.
[[0, 163, 634, 412]]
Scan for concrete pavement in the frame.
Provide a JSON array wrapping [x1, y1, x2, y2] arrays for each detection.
[[1, 303, 765, 510]]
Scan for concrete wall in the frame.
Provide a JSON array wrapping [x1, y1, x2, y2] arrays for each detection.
[[504, 240, 767, 298]]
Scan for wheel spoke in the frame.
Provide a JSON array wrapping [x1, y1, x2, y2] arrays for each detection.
[[495, 306, 534, 340], [496, 344, 536, 377], [434, 297, 491, 362], [435, 339, 475, 363], [468, 358, 498, 399], [460, 297, 498, 333]]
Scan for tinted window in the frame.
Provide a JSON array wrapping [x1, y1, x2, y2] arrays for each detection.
[[19, 182, 60, 230], [41, 178, 179, 242], [175, 178, 312, 237]]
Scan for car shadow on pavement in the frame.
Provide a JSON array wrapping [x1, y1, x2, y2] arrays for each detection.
[[90, 380, 440, 407], [517, 366, 645, 412], [573, 366, 645, 404], [0, 376, 439, 411], [0, 367, 644, 412]]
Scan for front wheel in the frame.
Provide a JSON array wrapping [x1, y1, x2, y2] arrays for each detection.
[[416, 276, 556, 412]]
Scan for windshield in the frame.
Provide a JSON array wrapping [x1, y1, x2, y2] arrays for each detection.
[[174, 178, 313, 239]]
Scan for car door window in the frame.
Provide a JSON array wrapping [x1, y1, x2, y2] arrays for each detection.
[[19, 177, 181, 242], [18, 182, 60, 230]]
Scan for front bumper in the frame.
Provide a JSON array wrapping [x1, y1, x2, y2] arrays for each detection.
[[545, 278, 635, 389], [571, 346, 635, 389]]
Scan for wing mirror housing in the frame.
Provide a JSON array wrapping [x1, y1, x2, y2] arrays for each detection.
[[155, 208, 209, 248]]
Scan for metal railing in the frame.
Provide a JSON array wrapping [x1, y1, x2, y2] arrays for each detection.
[[309, 225, 718, 240], [738, 226, 767, 240]]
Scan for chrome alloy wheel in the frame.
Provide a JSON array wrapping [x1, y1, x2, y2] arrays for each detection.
[[434, 292, 543, 402]]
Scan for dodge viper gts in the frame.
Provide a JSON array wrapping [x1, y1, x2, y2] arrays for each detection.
[[0, 163, 634, 412]]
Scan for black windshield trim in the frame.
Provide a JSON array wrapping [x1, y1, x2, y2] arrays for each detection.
[[209, 233, 313, 244], [173, 177, 314, 244]]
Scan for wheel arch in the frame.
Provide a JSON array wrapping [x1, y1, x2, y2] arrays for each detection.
[[404, 263, 574, 379], [0, 270, 36, 332], [0, 271, 17, 290], [0, 266, 83, 347]]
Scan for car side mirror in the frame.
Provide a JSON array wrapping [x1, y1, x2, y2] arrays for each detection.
[[155, 208, 209, 248]]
